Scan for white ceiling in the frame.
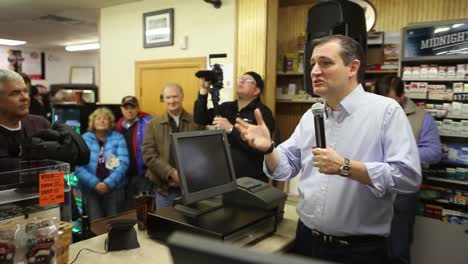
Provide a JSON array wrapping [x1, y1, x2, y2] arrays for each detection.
[[0, 0, 142, 49]]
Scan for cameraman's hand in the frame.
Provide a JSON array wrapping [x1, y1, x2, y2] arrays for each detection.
[[213, 117, 233, 133], [168, 169, 180, 187], [199, 77, 211, 95], [235, 109, 271, 152]]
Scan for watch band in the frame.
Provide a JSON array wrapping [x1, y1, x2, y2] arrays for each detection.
[[263, 141, 275, 155], [340, 158, 351, 177]]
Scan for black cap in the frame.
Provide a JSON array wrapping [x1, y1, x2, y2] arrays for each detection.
[[121, 96, 139, 107], [244, 71, 264, 91]]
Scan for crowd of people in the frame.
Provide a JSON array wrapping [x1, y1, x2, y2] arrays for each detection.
[[0, 34, 442, 264]]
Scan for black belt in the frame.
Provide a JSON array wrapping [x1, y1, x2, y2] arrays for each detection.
[[301, 222, 385, 247]]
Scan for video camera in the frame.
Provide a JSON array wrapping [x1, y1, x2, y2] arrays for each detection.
[[195, 54, 227, 116]]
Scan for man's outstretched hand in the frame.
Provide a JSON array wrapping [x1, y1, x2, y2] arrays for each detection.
[[235, 109, 271, 152]]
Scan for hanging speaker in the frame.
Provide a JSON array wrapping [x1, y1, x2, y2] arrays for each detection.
[[303, 0, 367, 96]]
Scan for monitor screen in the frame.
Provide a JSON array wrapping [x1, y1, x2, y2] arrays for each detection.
[[178, 135, 232, 193], [172, 130, 237, 205]]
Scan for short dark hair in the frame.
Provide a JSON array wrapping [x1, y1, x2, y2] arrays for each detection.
[[375, 75, 404, 97], [19, 72, 31, 88], [312, 35, 366, 83]]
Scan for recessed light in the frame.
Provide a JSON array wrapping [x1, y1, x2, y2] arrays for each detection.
[[65, 43, 100, 52], [0, 38, 27, 46]]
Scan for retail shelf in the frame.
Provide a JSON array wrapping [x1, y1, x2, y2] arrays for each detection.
[[402, 77, 466, 82], [277, 72, 304, 76], [446, 114, 468, 119], [421, 198, 468, 211], [439, 131, 468, 138], [425, 177, 468, 186], [365, 70, 398, 74], [0, 187, 72, 206]]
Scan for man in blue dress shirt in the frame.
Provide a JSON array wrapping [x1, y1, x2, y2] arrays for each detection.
[[235, 35, 422, 264], [376, 75, 442, 264]]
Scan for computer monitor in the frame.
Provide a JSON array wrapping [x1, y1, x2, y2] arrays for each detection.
[[171, 130, 237, 215], [168, 232, 335, 264]]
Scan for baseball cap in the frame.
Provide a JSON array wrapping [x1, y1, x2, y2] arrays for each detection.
[[121, 96, 139, 107]]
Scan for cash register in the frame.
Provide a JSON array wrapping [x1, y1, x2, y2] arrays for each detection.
[[147, 130, 287, 245]]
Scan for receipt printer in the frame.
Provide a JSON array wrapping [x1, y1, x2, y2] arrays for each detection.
[[223, 177, 287, 221]]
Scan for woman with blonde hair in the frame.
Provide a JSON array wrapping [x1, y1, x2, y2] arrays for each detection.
[[75, 107, 129, 221]]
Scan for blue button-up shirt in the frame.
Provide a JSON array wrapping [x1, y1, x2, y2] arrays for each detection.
[[265, 85, 421, 236]]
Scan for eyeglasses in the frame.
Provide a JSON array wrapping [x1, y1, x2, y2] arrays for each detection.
[[238, 77, 256, 84]]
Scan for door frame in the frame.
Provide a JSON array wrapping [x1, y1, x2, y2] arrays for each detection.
[[134, 57, 207, 101]]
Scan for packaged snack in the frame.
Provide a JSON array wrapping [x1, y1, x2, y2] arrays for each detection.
[[16, 218, 58, 264], [0, 226, 17, 264], [453, 82, 464, 93]]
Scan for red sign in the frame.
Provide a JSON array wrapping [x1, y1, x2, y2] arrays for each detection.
[[39, 171, 65, 207]]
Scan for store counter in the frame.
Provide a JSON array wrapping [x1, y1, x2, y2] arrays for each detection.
[[68, 203, 299, 263]]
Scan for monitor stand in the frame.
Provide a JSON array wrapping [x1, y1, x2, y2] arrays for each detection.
[[174, 197, 222, 218]]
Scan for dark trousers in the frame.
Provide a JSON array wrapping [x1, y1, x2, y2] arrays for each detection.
[[83, 188, 123, 222], [387, 193, 419, 264], [124, 175, 154, 210], [294, 221, 388, 264]]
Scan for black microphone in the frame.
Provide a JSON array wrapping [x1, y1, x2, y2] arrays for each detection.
[[311, 103, 326, 148]]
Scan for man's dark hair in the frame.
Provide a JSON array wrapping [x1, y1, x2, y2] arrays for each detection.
[[312, 35, 366, 83], [19, 72, 31, 88], [375, 75, 404, 97]]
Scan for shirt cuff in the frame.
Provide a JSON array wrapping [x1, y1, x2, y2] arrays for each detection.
[[364, 162, 394, 198]]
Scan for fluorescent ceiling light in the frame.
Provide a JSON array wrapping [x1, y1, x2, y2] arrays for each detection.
[[65, 43, 100, 52], [0, 38, 27, 46]]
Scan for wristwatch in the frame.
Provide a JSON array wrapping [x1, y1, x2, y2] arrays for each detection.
[[263, 141, 275, 155], [339, 158, 351, 177]]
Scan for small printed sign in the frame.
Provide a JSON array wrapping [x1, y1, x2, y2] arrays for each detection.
[[39, 171, 65, 207]]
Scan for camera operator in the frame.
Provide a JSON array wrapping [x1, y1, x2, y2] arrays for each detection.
[[194, 71, 275, 182]]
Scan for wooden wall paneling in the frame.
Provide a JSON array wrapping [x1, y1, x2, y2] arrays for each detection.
[[236, 0, 267, 76], [237, 0, 281, 113], [368, 0, 468, 32], [265, 0, 279, 115]]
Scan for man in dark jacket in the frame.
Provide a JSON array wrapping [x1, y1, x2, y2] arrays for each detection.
[[115, 96, 153, 210], [0, 69, 51, 160], [194, 71, 275, 182]]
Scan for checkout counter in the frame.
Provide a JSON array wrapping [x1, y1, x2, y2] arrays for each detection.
[[69, 130, 298, 263], [68, 202, 299, 263]]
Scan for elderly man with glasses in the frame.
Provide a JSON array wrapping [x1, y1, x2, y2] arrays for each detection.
[[194, 71, 275, 182]]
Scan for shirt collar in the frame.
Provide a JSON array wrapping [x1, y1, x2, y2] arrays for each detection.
[[161, 110, 187, 123], [235, 97, 261, 112], [325, 84, 365, 116], [122, 117, 139, 128]]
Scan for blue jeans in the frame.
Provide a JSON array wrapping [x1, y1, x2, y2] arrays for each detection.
[[294, 221, 388, 264], [155, 188, 181, 209], [83, 188, 123, 222], [124, 175, 154, 210], [387, 192, 419, 264]]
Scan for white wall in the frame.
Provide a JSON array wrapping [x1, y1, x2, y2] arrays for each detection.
[[99, 0, 236, 103], [0, 45, 99, 89]]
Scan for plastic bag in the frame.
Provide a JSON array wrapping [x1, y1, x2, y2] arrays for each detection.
[[0, 225, 18, 264], [16, 218, 58, 264]]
